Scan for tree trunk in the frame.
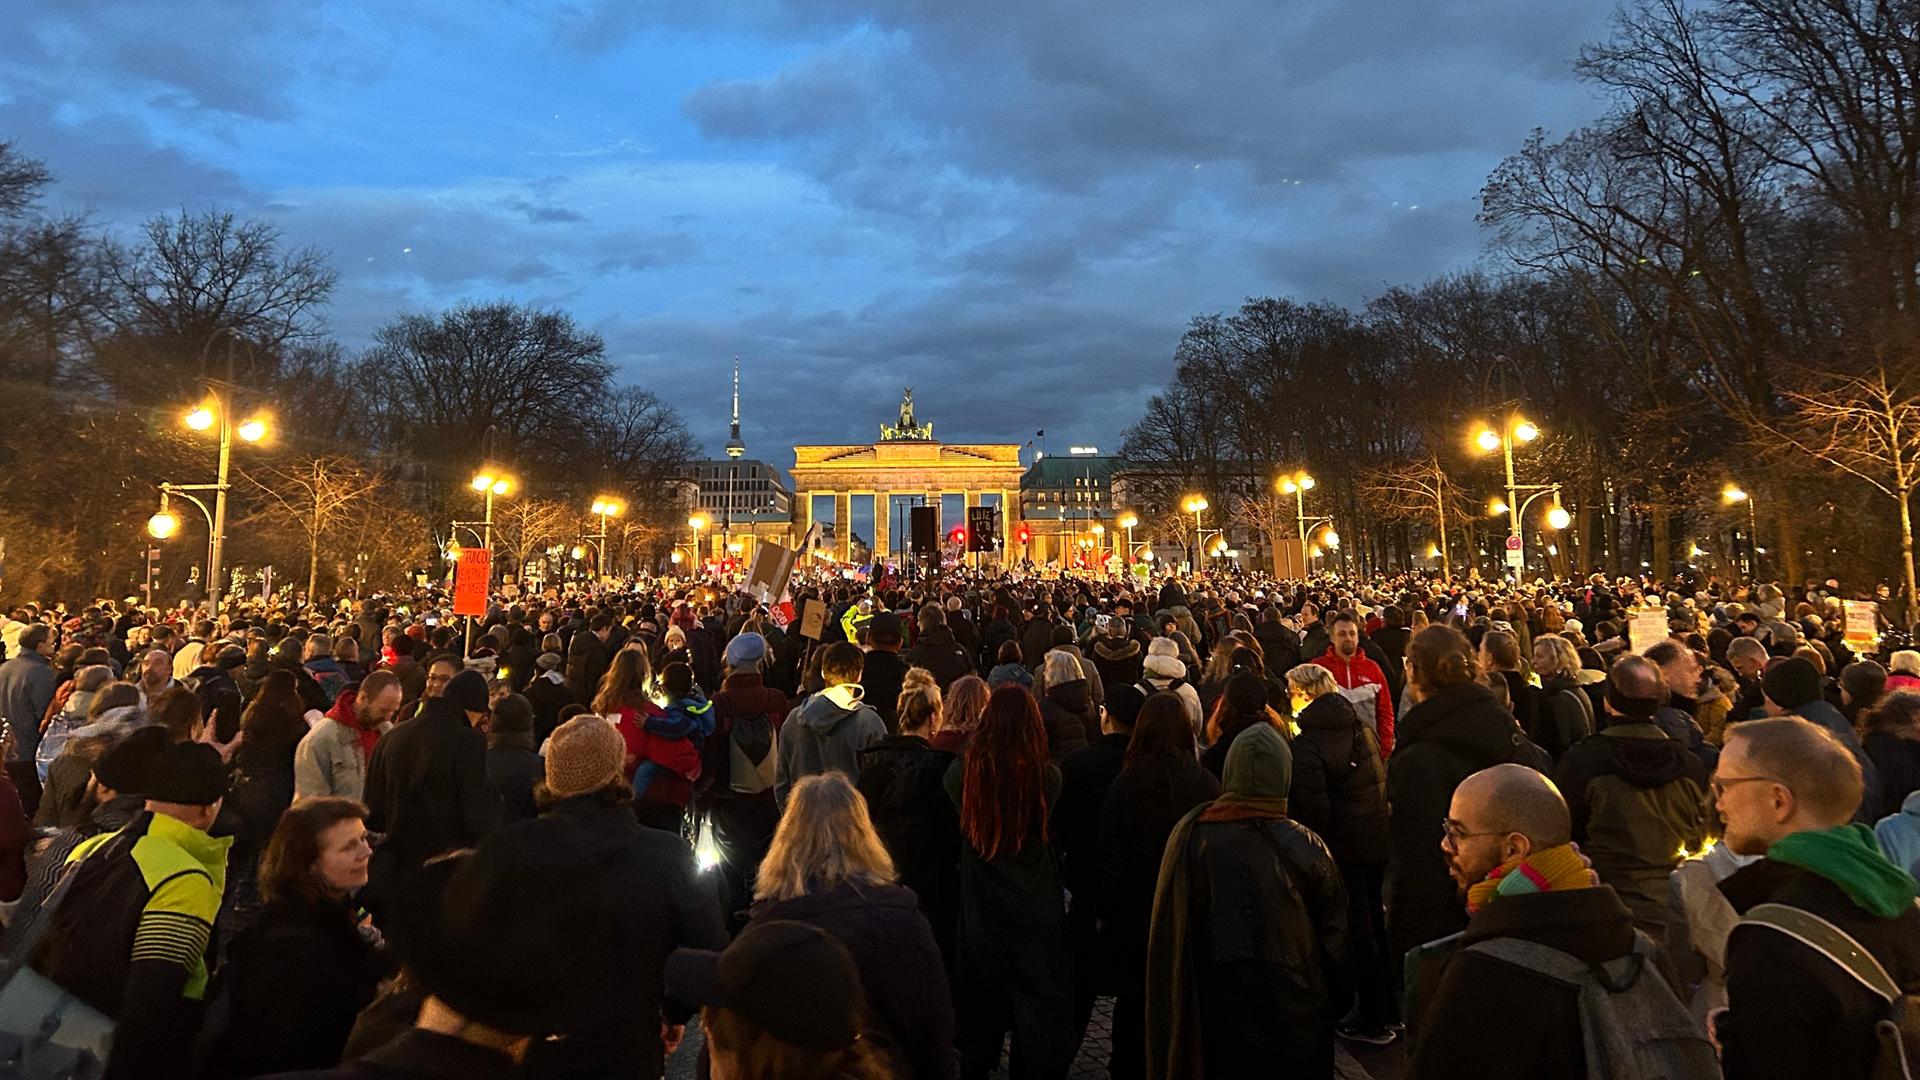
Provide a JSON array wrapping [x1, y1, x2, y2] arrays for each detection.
[[1901, 489, 1918, 615]]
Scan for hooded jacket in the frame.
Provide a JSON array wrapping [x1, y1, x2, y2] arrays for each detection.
[[1139, 653, 1203, 732], [1554, 722, 1709, 937], [1089, 636, 1144, 688], [1288, 692, 1389, 865], [904, 625, 975, 692], [774, 685, 886, 805], [1039, 678, 1097, 760], [1876, 788, 1920, 878], [1719, 833, 1920, 1080], [1386, 681, 1550, 955]]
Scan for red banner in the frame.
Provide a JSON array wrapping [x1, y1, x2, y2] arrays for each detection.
[[452, 548, 491, 616]]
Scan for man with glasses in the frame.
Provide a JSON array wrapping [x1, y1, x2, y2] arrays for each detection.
[[1410, 763, 1707, 1075], [1715, 718, 1920, 1080]]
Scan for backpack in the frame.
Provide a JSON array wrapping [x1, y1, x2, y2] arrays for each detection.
[[1739, 902, 1920, 1080], [728, 707, 779, 796], [1463, 932, 1718, 1079]]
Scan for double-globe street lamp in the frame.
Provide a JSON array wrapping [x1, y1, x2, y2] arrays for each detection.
[[583, 496, 626, 579], [1472, 416, 1569, 576], [1182, 496, 1210, 571], [1277, 471, 1339, 576], [149, 333, 273, 612]]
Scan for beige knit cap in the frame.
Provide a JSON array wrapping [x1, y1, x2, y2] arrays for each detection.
[[545, 715, 626, 798]]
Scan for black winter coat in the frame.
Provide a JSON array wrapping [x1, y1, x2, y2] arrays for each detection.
[[1053, 732, 1128, 995], [1718, 858, 1920, 1080], [904, 625, 975, 692], [485, 743, 542, 825], [752, 884, 959, 1080], [1386, 681, 1550, 955], [363, 697, 498, 910], [856, 735, 960, 960], [202, 895, 388, 1078], [1087, 637, 1143, 689], [860, 649, 911, 731], [522, 797, 727, 1078], [522, 672, 573, 745], [1039, 679, 1097, 760], [565, 632, 608, 706], [1094, 758, 1219, 971], [1254, 621, 1303, 677], [1528, 675, 1595, 764], [1409, 886, 1641, 1079], [1864, 729, 1920, 820], [1289, 693, 1390, 865], [1020, 617, 1057, 672]]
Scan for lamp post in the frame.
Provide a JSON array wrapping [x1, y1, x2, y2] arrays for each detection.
[[1183, 496, 1209, 571], [1472, 416, 1563, 576], [589, 496, 625, 580], [176, 329, 272, 613], [464, 465, 514, 655], [689, 514, 708, 576], [1118, 512, 1139, 565], [1277, 470, 1333, 578], [1722, 484, 1759, 576]]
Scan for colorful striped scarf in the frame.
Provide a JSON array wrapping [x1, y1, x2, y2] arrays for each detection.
[[1465, 843, 1599, 914]]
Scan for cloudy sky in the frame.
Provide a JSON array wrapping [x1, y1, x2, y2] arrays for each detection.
[[4, 0, 1617, 462]]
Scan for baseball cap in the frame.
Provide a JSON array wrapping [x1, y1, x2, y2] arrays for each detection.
[[665, 920, 864, 1051]]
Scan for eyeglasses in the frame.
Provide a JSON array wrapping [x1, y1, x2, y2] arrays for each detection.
[[1440, 818, 1506, 851], [1710, 774, 1781, 799]]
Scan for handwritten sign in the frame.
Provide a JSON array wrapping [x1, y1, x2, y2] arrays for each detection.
[[452, 548, 490, 616], [798, 598, 828, 640], [1844, 600, 1879, 648], [1629, 607, 1670, 654]]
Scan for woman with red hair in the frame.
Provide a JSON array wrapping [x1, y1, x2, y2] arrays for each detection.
[[943, 685, 1074, 1079]]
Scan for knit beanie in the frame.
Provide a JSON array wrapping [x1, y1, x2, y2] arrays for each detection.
[[148, 742, 229, 806], [725, 632, 768, 670], [1148, 637, 1178, 658], [1221, 723, 1292, 800], [444, 669, 490, 714], [1763, 657, 1823, 710], [94, 726, 170, 795], [535, 651, 563, 672], [1225, 670, 1268, 716], [545, 715, 626, 799]]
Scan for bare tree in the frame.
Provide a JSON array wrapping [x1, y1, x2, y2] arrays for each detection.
[[1359, 455, 1472, 578], [491, 498, 576, 581], [1763, 369, 1920, 607], [238, 456, 379, 600], [0, 143, 51, 220]]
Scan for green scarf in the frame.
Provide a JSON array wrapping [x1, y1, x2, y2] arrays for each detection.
[[1769, 824, 1920, 918]]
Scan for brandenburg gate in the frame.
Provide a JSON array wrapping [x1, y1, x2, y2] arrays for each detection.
[[791, 389, 1025, 563]]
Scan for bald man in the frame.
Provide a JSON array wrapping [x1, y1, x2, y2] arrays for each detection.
[[1408, 765, 1702, 1077], [1715, 718, 1920, 1080]]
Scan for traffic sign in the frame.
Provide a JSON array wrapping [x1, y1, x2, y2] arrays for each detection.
[[1504, 535, 1522, 551]]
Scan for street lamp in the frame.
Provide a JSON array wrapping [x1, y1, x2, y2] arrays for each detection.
[[1723, 483, 1759, 575], [464, 459, 518, 641], [1183, 496, 1209, 570], [1118, 512, 1139, 564], [587, 496, 625, 579], [171, 327, 278, 615], [1472, 414, 1555, 577], [689, 514, 708, 572], [1279, 470, 1333, 578]]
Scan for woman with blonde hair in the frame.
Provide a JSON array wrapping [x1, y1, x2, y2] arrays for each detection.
[[932, 674, 988, 754], [749, 773, 955, 1079], [1528, 634, 1594, 762]]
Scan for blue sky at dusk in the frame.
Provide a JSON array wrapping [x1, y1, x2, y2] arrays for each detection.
[[4, 0, 1616, 461]]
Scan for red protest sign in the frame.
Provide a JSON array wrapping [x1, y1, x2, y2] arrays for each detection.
[[452, 548, 491, 616]]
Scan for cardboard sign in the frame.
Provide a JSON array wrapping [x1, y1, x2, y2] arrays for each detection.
[[798, 598, 828, 640], [1844, 599, 1879, 647], [1628, 607, 1670, 654], [745, 541, 798, 605], [452, 548, 491, 616]]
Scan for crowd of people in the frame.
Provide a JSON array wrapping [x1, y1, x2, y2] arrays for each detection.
[[0, 564, 1915, 1079]]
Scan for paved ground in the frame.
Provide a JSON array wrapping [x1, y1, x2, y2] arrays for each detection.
[[667, 995, 1408, 1078]]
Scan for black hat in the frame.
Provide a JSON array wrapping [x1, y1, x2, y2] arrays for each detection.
[[1225, 670, 1268, 716], [93, 726, 170, 795], [147, 742, 228, 806], [1103, 683, 1147, 729], [215, 646, 247, 670], [868, 612, 904, 642], [410, 817, 617, 1035], [1763, 657, 1823, 710], [444, 668, 490, 714], [665, 920, 864, 1051]]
